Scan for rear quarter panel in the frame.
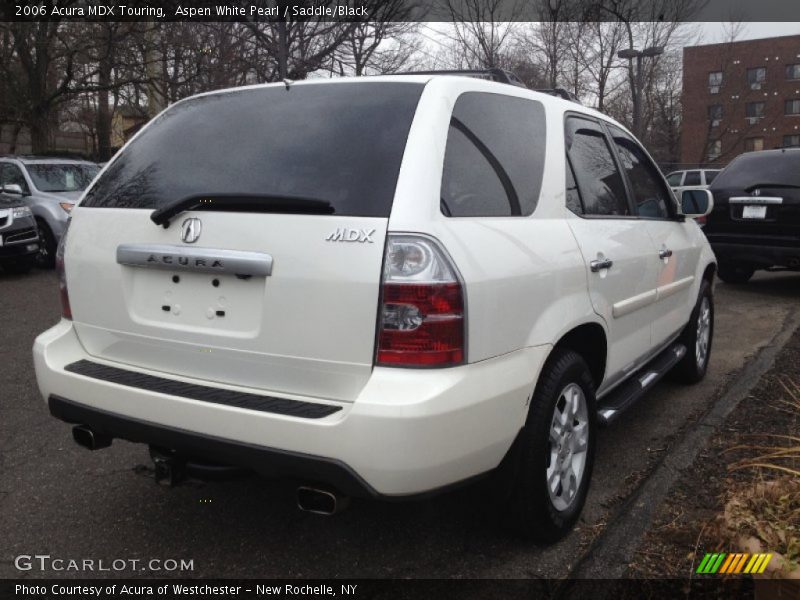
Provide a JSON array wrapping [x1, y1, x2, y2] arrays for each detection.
[[389, 80, 601, 364]]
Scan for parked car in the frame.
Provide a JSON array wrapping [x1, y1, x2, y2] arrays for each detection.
[[706, 148, 800, 283], [0, 157, 99, 268], [0, 192, 39, 274], [33, 72, 716, 541], [666, 169, 721, 197]]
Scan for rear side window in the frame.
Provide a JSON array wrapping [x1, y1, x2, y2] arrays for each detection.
[[565, 117, 630, 216], [711, 150, 800, 189], [81, 82, 424, 217], [607, 124, 672, 219], [704, 170, 719, 184], [684, 171, 701, 186], [440, 92, 546, 217]]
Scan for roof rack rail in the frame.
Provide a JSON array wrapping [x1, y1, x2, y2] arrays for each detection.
[[392, 68, 528, 88], [534, 88, 582, 104]]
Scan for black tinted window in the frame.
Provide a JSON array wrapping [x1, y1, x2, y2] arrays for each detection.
[[711, 150, 800, 189], [705, 170, 719, 184], [607, 125, 671, 218], [684, 171, 701, 185], [441, 92, 546, 217], [82, 83, 423, 217], [565, 118, 629, 216]]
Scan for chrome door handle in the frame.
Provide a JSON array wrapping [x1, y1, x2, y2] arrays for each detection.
[[659, 248, 673, 259], [590, 258, 613, 272]]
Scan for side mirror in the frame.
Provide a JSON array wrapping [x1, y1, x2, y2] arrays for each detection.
[[680, 189, 714, 218], [2, 183, 24, 195]]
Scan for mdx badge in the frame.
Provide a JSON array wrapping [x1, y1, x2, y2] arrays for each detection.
[[181, 218, 202, 243], [325, 228, 375, 243]]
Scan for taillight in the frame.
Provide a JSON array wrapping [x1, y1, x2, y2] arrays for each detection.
[[377, 235, 465, 367], [55, 222, 72, 320]]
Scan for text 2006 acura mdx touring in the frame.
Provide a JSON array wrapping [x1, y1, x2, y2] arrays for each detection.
[[34, 72, 717, 541]]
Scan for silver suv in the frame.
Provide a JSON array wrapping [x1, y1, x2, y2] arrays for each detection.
[[0, 157, 99, 267]]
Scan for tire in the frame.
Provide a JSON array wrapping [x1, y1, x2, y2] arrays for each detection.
[[498, 348, 597, 542], [670, 280, 714, 384], [35, 219, 56, 269], [1, 257, 34, 274], [717, 262, 754, 284]]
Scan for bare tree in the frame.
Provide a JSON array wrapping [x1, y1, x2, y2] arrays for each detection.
[[444, 0, 523, 69]]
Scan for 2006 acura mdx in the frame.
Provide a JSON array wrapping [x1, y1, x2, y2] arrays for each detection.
[[34, 72, 717, 541]]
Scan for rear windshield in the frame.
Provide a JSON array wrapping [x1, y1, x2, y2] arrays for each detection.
[[711, 151, 800, 190], [82, 82, 424, 217]]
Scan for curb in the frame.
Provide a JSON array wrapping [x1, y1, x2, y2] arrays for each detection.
[[570, 304, 800, 579]]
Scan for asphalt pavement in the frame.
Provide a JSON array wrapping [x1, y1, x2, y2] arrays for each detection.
[[1, 269, 799, 579]]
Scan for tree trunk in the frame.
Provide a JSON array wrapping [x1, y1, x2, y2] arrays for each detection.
[[29, 108, 49, 154], [97, 48, 112, 161], [278, 21, 288, 79]]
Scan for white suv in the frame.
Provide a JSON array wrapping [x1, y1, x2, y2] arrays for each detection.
[[33, 72, 716, 541]]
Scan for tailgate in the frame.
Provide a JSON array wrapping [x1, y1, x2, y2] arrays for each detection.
[[65, 80, 424, 402], [67, 209, 387, 402], [707, 186, 800, 242]]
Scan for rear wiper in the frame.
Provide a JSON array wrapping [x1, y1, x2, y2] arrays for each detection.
[[150, 194, 335, 228]]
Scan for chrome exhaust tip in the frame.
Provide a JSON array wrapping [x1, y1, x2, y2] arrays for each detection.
[[296, 486, 350, 516], [72, 425, 112, 451]]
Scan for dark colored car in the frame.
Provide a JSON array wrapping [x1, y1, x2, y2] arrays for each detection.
[[0, 192, 39, 274], [706, 148, 800, 283]]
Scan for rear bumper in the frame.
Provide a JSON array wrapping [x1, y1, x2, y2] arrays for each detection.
[[34, 320, 548, 497], [709, 241, 800, 269]]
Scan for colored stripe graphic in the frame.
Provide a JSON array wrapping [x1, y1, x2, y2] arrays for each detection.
[[719, 554, 736, 574], [758, 554, 772, 573], [734, 553, 750, 573], [696, 552, 773, 575]]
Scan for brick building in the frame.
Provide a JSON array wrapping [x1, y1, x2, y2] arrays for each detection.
[[681, 34, 800, 167]]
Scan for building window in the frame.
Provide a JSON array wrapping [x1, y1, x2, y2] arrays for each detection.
[[708, 104, 722, 126], [707, 140, 721, 161], [747, 67, 766, 89], [783, 134, 800, 147], [786, 64, 800, 80], [786, 99, 800, 115], [746, 102, 766, 123], [708, 71, 723, 93], [745, 137, 764, 152]]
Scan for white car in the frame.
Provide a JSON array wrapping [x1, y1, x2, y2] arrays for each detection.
[[666, 168, 721, 197], [33, 71, 716, 541]]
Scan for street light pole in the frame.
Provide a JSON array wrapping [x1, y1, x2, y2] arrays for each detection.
[[618, 46, 664, 139]]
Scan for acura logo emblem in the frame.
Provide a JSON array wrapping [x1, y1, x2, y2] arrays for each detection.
[[181, 218, 202, 244], [753, 188, 761, 196]]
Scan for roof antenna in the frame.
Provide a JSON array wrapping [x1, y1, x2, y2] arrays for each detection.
[[283, 78, 293, 91]]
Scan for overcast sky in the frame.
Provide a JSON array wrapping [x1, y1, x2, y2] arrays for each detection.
[[700, 22, 800, 44]]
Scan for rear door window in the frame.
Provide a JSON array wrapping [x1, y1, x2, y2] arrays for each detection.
[[565, 117, 630, 216], [441, 92, 546, 217], [81, 82, 424, 217], [607, 124, 672, 219], [683, 171, 702, 186], [704, 170, 719, 185]]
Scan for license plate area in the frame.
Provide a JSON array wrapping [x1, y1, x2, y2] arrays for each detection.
[[742, 205, 767, 219], [124, 269, 265, 337]]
